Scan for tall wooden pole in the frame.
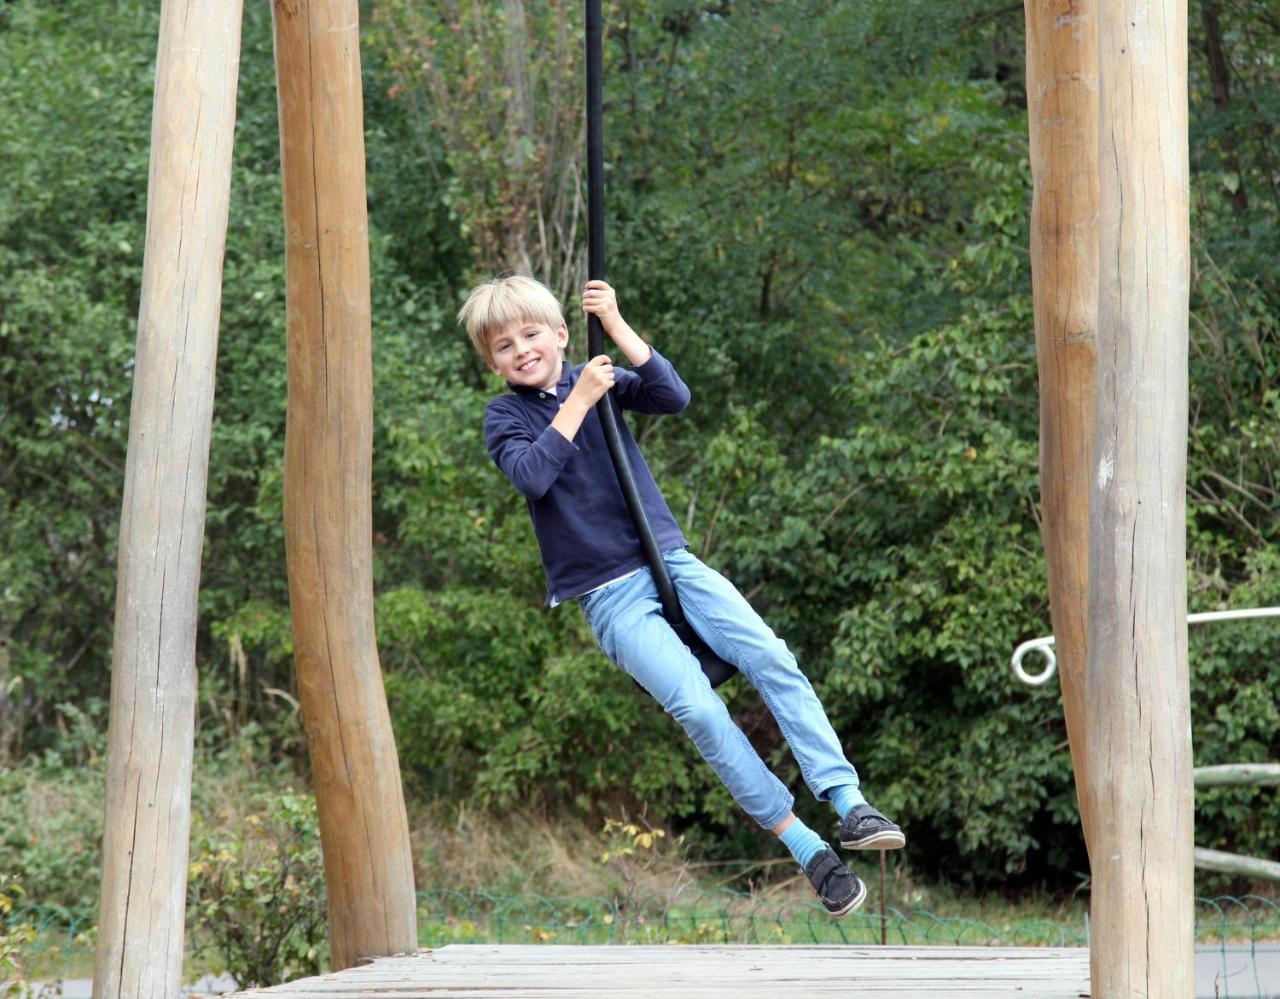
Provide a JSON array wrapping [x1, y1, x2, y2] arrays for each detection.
[[93, 2, 243, 995], [1023, 0, 1100, 857], [271, 0, 419, 970], [1087, 0, 1193, 994]]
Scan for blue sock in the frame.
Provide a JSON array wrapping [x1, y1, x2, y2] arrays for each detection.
[[829, 783, 867, 820], [778, 818, 826, 869]]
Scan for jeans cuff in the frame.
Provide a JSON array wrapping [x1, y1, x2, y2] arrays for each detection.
[[758, 793, 796, 831], [813, 776, 861, 802]]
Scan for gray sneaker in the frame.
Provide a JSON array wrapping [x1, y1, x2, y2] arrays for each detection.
[[803, 847, 867, 918], [838, 803, 905, 850]]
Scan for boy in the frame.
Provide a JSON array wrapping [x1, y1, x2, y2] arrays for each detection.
[[459, 274, 903, 917]]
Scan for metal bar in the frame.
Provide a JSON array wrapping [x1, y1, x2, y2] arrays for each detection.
[[1012, 607, 1280, 686]]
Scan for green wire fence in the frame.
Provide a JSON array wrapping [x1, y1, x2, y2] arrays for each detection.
[[413, 887, 1085, 946], [11, 893, 1280, 996], [411, 889, 1278, 949]]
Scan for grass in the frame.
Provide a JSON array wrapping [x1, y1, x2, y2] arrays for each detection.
[[405, 801, 1092, 927], [8, 754, 1280, 992], [405, 805, 1094, 947]]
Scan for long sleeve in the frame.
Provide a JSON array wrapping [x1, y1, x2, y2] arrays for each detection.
[[611, 348, 691, 415], [484, 397, 579, 500]]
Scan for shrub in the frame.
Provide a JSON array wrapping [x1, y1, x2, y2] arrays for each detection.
[[0, 877, 40, 998], [187, 792, 328, 989], [0, 759, 103, 927]]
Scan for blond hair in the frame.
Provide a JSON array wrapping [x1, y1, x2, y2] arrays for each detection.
[[458, 275, 566, 364]]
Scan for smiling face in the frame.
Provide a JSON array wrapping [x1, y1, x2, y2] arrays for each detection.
[[486, 317, 570, 390]]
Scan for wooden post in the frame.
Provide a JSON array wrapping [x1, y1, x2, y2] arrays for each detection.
[[1086, 0, 1193, 994], [1194, 763, 1280, 788], [93, 2, 243, 995], [1023, 0, 1100, 856], [271, 0, 419, 970], [1194, 848, 1280, 882]]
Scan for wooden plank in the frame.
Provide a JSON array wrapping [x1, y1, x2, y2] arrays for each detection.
[[229, 945, 1091, 998]]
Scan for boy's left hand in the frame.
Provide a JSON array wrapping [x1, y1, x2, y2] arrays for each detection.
[[582, 279, 651, 367], [582, 280, 622, 329]]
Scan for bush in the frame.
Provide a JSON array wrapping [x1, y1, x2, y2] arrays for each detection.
[[1188, 547, 1280, 886], [0, 758, 103, 927], [0, 877, 40, 998], [186, 792, 328, 990]]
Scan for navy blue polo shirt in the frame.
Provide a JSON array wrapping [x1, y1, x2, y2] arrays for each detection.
[[484, 349, 691, 606]]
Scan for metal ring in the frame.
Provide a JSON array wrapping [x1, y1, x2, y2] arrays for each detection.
[[1011, 636, 1058, 686]]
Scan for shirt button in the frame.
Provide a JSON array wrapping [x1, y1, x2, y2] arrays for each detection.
[[540, 392, 548, 399]]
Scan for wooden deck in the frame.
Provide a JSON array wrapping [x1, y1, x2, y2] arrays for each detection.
[[229, 944, 1092, 997]]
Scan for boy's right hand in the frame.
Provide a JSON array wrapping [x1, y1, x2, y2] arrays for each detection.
[[549, 355, 615, 445], [570, 355, 615, 407]]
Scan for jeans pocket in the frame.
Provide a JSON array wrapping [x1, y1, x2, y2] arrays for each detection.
[[578, 578, 618, 615]]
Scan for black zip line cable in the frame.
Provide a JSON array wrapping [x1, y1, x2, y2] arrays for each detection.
[[584, 0, 736, 688]]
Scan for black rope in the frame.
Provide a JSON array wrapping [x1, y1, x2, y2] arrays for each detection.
[[584, 0, 735, 688]]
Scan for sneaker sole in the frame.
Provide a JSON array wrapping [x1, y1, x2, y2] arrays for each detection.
[[826, 878, 869, 918], [840, 830, 906, 851]]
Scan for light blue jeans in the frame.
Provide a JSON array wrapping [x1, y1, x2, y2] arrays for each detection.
[[579, 547, 860, 830]]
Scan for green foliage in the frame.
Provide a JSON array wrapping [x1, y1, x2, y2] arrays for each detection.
[[0, 0, 470, 762], [683, 298, 1076, 883], [371, 0, 587, 300], [0, 877, 41, 998], [0, 757, 104, 926], [187, 792, 328, 990], [1189, 548, 1280, 878], [600, 0, 1032, 431], [2, 0, 1279, 912], [0, 0, 155, 759]]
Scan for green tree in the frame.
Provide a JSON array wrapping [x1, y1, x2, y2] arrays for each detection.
[[2, 0, 1277, 895]]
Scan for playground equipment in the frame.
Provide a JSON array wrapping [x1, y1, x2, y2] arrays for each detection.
[[93, 3, 244, 994], [1013, 614, 1280, 886], [93, 1, 1196, 996], [93, 2, 417, 995], [582, 0, 737, 690], [1012, 607, 1280, 687], [272, 0, 418, 971], [1027, 0, 1193, 992]]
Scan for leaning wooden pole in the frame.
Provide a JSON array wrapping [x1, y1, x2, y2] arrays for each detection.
[[1086, 0, 1193, 994], [1023, 0, 1100, 857], [271, 0, 418, 971], [93, 2, 243, 995]]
